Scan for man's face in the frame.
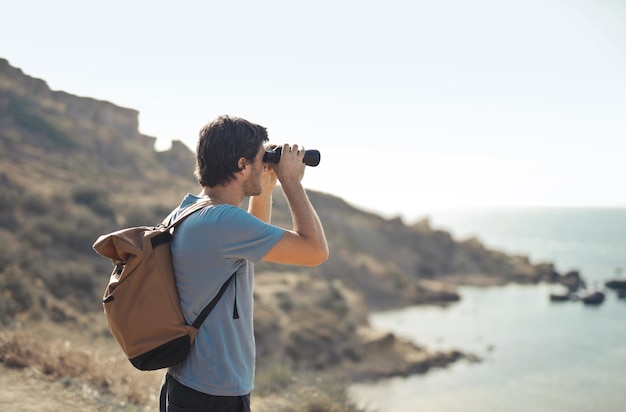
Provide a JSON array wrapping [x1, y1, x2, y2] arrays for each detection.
[[242, 144, 267, 196]]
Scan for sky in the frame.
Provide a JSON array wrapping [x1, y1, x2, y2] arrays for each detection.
[[2, 0, 626, 221]]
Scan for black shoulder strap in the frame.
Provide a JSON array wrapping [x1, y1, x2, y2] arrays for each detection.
[[192, 272, 237, 329]]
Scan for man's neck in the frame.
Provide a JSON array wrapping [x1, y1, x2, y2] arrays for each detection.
[[199, 185, 243, 206]]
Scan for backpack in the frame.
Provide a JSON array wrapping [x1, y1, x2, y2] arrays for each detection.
[[92, 201, 235, 371]]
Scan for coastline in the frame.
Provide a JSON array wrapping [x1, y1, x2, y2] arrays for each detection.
[[349, 283, 626, 412]]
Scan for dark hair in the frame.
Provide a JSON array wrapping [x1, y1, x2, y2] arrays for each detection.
[[194, 115, 269, 187]]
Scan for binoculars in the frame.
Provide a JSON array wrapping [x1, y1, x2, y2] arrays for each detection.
[[263, 147, 320, 167]]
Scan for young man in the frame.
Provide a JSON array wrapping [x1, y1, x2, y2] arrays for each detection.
[[159, 115, 328, 412]]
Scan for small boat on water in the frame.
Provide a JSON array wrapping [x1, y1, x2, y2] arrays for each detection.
[[605, 279, 626, 290], [549, 293, 570, 302], [549, 291, 574, 302], [581, 291, 605, 305], [548, 283, 578, 302]]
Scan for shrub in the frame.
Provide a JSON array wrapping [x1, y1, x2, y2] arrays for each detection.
[[276, 291, 294, 312], [0, 186, 20, 230], [0, 229, 20, 269], [71, 185, 115, 218], [0, 265, 35, 324], [20, 192, 54, 215], [41, 261, 98, 308], [316, 281, 348, 319], [7, 94, 76, 148]]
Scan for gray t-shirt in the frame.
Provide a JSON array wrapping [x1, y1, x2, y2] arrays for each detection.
[[168, 194, 284, 396]]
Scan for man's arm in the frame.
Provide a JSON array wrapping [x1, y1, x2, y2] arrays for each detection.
[[262, 144, 329, 267]]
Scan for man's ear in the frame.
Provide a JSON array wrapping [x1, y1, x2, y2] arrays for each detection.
[[238, 157, 248, 171]]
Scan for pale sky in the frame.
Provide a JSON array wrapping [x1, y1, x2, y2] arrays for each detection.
[[3, 0, 626, 220]]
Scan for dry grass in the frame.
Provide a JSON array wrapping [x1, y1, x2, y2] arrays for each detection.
[[0, 322, 163, 410], [0, 321, 372, 412]]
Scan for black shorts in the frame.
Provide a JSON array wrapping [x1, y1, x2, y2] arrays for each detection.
[[159, 373, 251, 412]]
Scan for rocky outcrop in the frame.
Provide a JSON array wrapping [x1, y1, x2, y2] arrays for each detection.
[[253, 272, 472, 381], [336, 327, 471, 380], [282, 197, 574, 310], [0, 59, 53, 99], [0, 58, 139, 141], [0, 58, 194, 182], [56, 91, 140, 139]]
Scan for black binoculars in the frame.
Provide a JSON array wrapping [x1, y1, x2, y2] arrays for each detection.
[[263, 147, 320, 167]]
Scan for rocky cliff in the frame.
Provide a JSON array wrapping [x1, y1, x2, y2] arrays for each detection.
[[0, 58, 139, 140]]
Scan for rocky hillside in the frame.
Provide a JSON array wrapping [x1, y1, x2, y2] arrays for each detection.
[[0, 58, 571, 401]]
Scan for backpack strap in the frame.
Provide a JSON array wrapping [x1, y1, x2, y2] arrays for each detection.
[[192, 272, 237, 329], [166, 200, 212, 230], [166, 201, 237, 329], [151, 200, 212, 250]]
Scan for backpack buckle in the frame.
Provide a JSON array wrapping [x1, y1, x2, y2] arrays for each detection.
[[113, 264, 124, 275]]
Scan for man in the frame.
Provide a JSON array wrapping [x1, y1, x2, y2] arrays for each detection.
[[159, 115, 328, 411]]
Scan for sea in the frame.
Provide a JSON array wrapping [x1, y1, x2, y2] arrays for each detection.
[[349, 207, 626, 412]]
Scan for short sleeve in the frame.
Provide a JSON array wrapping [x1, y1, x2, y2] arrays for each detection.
[[216, 206, 284, 263]]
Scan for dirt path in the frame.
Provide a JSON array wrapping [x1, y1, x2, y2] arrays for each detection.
[[0, 366, 116, 412]]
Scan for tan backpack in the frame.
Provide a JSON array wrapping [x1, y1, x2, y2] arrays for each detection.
[[92, 201, 234, 371]]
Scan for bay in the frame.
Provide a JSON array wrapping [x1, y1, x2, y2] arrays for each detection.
[[350, 207, 626, 412]]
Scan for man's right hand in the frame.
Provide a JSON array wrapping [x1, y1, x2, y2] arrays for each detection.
[[272, 144, 306, 185]]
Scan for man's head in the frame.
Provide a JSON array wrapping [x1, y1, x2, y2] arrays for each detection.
[[194, 115, 269, 187]]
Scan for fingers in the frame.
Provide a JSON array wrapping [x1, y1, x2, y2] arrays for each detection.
[[274, 143, 306, 183], [283, 144, 305, 160]]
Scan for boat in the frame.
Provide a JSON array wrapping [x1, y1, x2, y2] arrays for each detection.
[[581, 291, 605, 305], [549, 292, 572, 302], [605, 279, 626, 290], [549, 285, 577, 302]]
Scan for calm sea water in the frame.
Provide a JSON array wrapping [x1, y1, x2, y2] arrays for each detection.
[[350, 207, 626, 412]]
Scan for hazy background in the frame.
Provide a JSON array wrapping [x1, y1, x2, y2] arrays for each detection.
[[3, 0, 625, 220]]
